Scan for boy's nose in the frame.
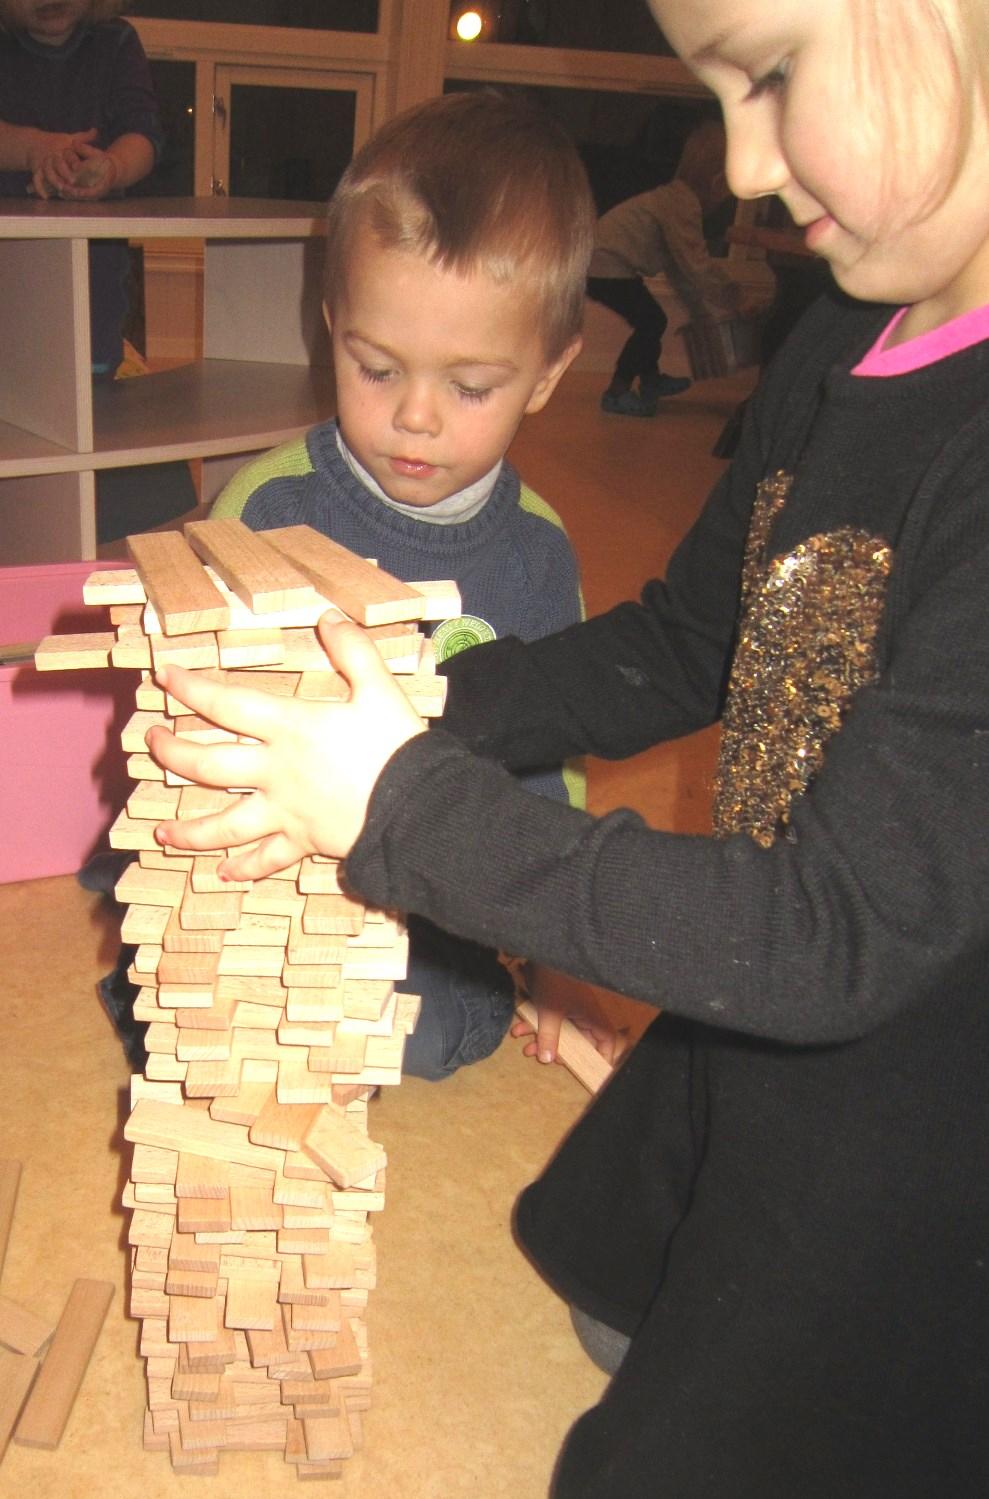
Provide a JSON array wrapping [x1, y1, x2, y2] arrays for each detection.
[[724, 106, 790, 202], [393, 382, 440, 437]]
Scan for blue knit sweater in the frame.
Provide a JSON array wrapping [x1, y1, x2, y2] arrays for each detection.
[[212, 418, 585, 804]]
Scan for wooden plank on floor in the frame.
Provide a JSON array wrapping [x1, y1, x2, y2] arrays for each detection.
[[0, 1160, 20, 1281], [13, 1279, 113, 1449], [127, 530, 230, 637], [0, 1348, 39, 1461]]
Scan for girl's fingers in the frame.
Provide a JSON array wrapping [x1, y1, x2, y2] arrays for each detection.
[[221, 831, 305, 883], [156, 663, 294, 742], [317, 617, 396, 698], [145, 724, 267, 791], [156, 789, 275, 854]]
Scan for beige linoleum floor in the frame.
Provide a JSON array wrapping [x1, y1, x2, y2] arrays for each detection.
[[0, 364, 754, 1497]]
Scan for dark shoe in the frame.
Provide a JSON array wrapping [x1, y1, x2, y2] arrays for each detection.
[[98, 946, 148, 1072], [640, 372, 692, 401], [570, 1305, 632, 1375], [600, 388, 658, 418]]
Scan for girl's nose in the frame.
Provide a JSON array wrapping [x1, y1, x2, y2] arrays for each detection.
[[393, 382, 440, 437], [724, 104, 790, 202]]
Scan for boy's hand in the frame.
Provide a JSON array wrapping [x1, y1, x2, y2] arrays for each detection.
[[147, 616, 425, 882]]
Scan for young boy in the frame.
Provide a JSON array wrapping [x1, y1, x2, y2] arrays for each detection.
[[209, 90, 595, 1080], [587, 118, 756, 416]]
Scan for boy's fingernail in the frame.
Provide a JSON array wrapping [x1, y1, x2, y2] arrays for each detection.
[[539, 1049, 553, 1064]]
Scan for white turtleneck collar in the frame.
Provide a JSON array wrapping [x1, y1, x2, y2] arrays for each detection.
[[336, 428, 502, 525]]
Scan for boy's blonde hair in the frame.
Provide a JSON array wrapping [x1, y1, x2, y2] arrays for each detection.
[[325, 90, 595, 362], [0, 0, 126, 26]]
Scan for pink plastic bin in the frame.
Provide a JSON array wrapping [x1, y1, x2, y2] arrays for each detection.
[[0, 559, 135, 884]]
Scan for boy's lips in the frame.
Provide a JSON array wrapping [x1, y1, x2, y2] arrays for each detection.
[[389, 457, 439, 479]]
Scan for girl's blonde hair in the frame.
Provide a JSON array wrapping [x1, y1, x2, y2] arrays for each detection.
[[325, 90, 595, 363], [859, 0, 989, 208], [0, 0, 127, 26]]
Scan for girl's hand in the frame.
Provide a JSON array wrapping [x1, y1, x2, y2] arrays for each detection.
[[146, 615, 426, 882]]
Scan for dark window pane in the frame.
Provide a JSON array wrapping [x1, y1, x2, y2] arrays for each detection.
[[143, 58, 195, 197], [130, 1, 378, 32], [445, 80, 720, 215], [450, 2, 673, 54], [229, 85, 357, 200]]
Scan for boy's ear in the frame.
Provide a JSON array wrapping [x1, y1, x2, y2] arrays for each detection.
[[524, 336, 582, 416]]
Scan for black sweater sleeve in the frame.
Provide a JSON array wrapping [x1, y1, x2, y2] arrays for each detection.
[[345, 308, 989, 1049]]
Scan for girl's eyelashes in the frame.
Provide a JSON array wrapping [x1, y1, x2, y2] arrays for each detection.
[[357, 363, 393, 385], [746, 60, 790, 100]]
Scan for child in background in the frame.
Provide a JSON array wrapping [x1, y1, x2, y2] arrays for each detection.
[[147, 0, 989, 1493], [208, 89, 593, 1079], [0, 0, 162, 375], [587, 118, 756, 415]]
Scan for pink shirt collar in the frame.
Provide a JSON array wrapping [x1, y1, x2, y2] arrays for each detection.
[[854, 302, 989, 376]]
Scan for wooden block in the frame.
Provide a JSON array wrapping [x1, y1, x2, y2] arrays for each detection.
[[126, 1098, 287, 1175], [149, 631, 219, 671], [340, 979, 393, 1022], [115, 861, 187, 908], [300, 1106, 386, 1190], [168, 1292, 220, 1346], [130, 1143, 179, 1185], [128, 530, 230, 636], [175, 1152, 231, 1200], [13, 1279, 113, 1450], [285, 988, 344, 1024], [0, 1295, 54, 1357], [126, 781, 181, 821], [83, 567, 145, 605], [107, 806, 161, 851], [301, 893, 365, 937], [0, 1348, 39, 1460], [111, 629, 152, 669], [515, 999, 614, 1094], [224, 1271, 279, 1332], [293, 667, 349, 699], [33, 632, 115, 671], [228, 1184, 283, 1233], [298, 858, 344, 895], [303, 1407, 354, 1462], [248, 1090, 323, 1153], [262, 525, 425, 626], [409, 578, 462, 619], [185, 516, 319, 614], [307, 1033, 366, 1076], [0, 1160, 21, 1282], [308, 1320, 363, 1381], [216, 626, 285, 667], [209, 1079, 272, 1127], [179, 887, 244, 932]]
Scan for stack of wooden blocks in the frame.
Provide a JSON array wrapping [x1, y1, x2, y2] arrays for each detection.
[[34, 518, 457, 1479]]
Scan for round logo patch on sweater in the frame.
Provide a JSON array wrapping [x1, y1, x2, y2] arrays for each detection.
[[432, 614, 497, 662]]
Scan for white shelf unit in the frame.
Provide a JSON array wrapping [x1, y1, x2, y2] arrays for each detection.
[[0, 198, 333, 564]]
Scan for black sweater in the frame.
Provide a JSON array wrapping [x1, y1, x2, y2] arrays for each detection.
[[347, 294, 989, 1496]]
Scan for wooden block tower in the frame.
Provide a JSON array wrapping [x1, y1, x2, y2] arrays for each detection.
[[34, 519, 456, 1479]]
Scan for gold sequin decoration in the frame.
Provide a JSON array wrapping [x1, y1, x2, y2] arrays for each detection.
[[713, 471, 893, 847]]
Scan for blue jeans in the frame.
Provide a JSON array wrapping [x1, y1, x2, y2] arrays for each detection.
[[397, 916, 516, 1081]]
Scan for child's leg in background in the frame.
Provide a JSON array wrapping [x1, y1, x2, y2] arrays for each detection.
[[397, 916, 516, 1081], [586, 276, 689, 413]]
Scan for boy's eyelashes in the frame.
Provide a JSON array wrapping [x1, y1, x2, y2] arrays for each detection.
[[355, 364, 493, 404]]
